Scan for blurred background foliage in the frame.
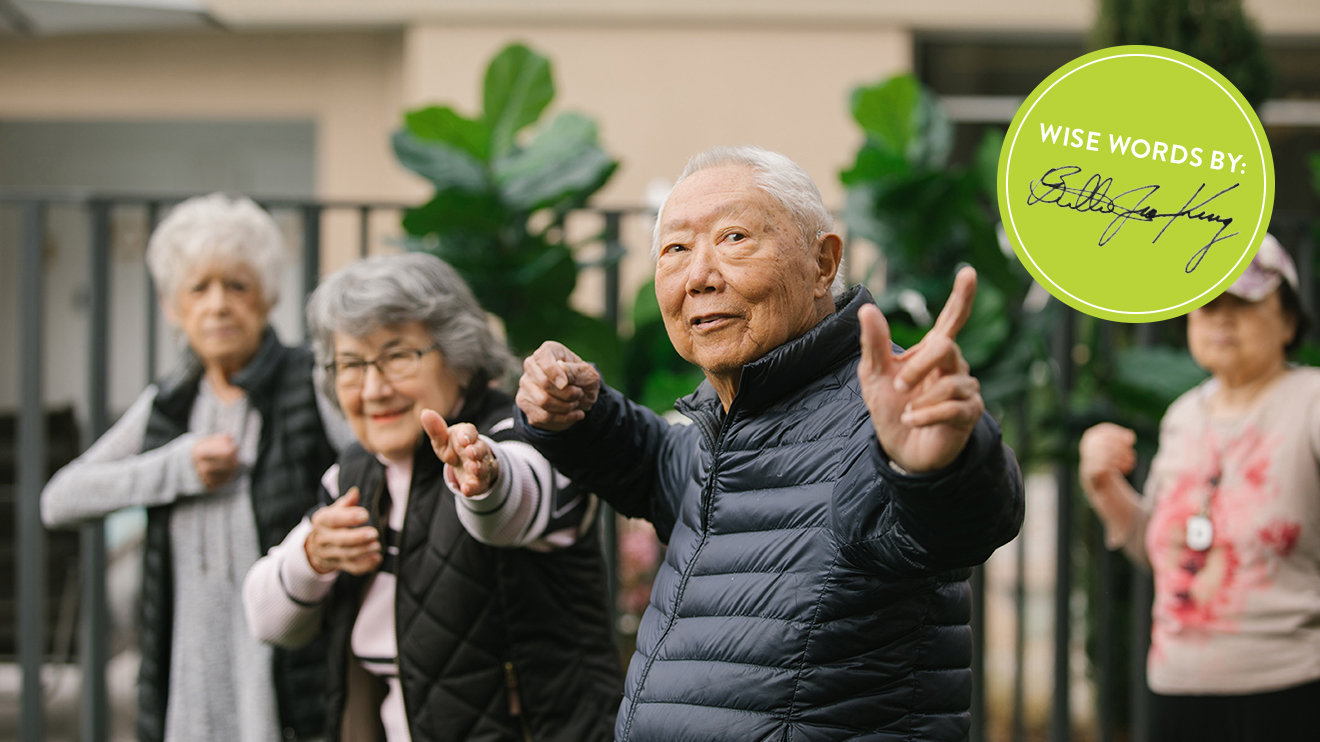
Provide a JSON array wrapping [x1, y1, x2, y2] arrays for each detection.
[[393, 42, 624, 384], [839, 0, 1281, 722], [1092, 0, 1274, 107], [392, 14, 1319, 738]]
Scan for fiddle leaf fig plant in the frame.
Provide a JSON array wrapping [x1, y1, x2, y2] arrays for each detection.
[[393, 43, 622, 381], [842, 73, 1021, 388]]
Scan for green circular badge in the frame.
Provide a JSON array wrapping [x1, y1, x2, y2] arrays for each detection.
[[998, 46, 1274, 322]]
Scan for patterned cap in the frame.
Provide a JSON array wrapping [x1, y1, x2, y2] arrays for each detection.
[[1225, 234, 1299, 302]]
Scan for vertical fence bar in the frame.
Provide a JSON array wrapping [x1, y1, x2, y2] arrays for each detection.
[[1094, 322, 1116, 742], [18, 200, 48, 742], [602, 211, 623, 329], [81, 200, 112, 742], [146, 201, 161, 382], [1012, 525, 1028, 742], [599, 210, 624, 629], [1011, 392, 1029, 742], [1299, 227, 1317, 340], [1129, 510, 1153, 742], [1129, 321, 1159, 742], [359, 205, 371, 258], [1051, 309, 1076, 742], [970, 564, 986, 742], [1095, 526, 1115, 742], [302, 205, 322, 333]]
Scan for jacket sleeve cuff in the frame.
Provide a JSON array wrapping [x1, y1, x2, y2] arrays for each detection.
[[279, 524, 339, 606], [170, 433, 208, 497], [447, 437, 511, 513], [873, 414, 994, 499]]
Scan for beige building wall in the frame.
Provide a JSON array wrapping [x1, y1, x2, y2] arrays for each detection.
[[0, 31, 410, 196], [0, 21, 913, 309], [210, 0, 1320, 38], [0, 30, 419, 270], [401, 24, 909, 209], [400, 23, 911, 302]]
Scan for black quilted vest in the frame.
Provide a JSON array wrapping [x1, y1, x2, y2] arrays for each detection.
[[322, 386, 622, 742], [137, 328, 336, 742]]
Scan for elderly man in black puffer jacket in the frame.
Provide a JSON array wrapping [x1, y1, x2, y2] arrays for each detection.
[[512, 146, 1025, 742]]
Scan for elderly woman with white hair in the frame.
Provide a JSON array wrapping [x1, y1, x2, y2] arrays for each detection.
[[243, 252, 621, 742], [41, 193, 341, 742]]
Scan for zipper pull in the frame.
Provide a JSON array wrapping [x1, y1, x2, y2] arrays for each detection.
[[503, 661, 521, 717]]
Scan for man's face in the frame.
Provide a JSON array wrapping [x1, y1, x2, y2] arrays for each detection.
[[654, 164, 837, 403]]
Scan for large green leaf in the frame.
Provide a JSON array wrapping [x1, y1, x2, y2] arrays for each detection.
[[840, 141, 910, 185], [909, 86, 953, 170], [958, 281, 1011, 369], [401, 189, 507, 237], [640, 367, 707, 413], [852, 74, 919, 157], [494, 113, 618, 214], [392, 129, 489, 192], [1111, 346, 1208, 414], [624, 279, 664, 327], [405, 106, 490, 162], [1309, 151, 1320, 199], [850, 73, 951, 172], [555, 309, 624, 388], [973, 128, 1004, 205], [484, 43, 554, 158], [956, 178, 1017, 299]]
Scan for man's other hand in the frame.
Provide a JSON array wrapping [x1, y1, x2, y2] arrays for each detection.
[[517, 342, 601, 432], [858, 266, 984, 473]]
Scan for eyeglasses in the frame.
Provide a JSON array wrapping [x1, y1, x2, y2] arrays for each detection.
[[329, 344, 440, 388]]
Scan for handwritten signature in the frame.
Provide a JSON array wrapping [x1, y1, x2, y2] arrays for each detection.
[[1025, 165, 1239, 273]]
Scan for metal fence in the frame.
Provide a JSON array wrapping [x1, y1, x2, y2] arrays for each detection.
[[4, 192, 1317, 742], [2, 192, 632, 742]]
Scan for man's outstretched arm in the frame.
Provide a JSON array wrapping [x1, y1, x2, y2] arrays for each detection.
[[514, 341, 689, 541], [840, 267, 1024, 572]]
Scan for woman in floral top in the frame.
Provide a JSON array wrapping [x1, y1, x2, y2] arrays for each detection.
[[1080, 235, 1320, 741]]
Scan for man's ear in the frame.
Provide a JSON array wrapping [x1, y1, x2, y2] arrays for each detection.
[[813, 232, 844, 298]]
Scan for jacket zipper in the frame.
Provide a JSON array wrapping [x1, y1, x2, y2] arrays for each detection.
[[620, 402, 735, 739], [695, 404, 735, 532], [504, 661, 533, 742]]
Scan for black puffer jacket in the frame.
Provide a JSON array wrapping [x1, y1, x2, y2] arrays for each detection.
[[517, 286, 1024, 742]]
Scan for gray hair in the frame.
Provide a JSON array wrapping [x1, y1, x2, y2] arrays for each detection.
[[652, 145, 844, 295], [306, 252, 514, 407], [146, 193, 285, 308]]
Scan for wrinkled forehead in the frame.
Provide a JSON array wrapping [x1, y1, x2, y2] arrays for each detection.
[[178, 253, 261, 284], [658, 167, 785, 238]]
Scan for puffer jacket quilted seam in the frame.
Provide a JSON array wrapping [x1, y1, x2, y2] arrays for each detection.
[[517, 286, 1024, 742], [784, 549, 842, 742], [620, 406, 731, 739]]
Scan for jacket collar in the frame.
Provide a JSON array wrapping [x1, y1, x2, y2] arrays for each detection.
[[157, 326, 286, 412], [677, 285, 872, 419], [230, 326, 288, 403]]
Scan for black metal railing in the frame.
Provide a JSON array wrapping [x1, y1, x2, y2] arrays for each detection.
[[3, 193, 427, 742], [5, 191, 1317, 742]]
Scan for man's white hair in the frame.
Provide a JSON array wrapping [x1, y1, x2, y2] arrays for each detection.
[[652, 145, 844, 296], [146, 193, 285, 309]]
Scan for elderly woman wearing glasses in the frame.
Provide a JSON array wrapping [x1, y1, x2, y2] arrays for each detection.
[[41, 194, 341, 742], [243, 252, 621, 742]]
